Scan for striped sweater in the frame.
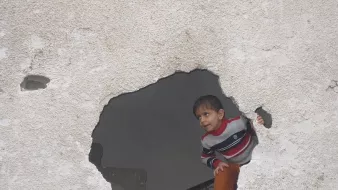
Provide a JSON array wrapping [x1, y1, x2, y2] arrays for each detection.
[[201, 116, 259, 169]]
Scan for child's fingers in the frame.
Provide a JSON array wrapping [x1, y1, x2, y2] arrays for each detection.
[[256, 116, 264, 124], [214, 169, 219, 176]]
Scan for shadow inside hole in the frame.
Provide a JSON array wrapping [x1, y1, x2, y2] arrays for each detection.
[[20, 75, 50, 91], [89, 69, 243, 190], [89, 143, 147, 190], [255, 107, 273, 129]]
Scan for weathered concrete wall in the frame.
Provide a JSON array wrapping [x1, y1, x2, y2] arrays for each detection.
[[1, 0, 337, 189]]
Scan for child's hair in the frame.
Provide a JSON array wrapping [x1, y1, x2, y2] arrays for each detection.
[[192, 95, 224, 117]]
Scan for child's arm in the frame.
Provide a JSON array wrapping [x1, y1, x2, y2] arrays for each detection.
[[201, 146, 222, 170]]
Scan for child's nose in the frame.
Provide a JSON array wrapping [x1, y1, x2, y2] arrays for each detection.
[[200, 117, 206, 124]]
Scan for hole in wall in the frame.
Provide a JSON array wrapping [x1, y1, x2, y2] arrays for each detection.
[[255, 106, 273, 129], [89, 69, 247, 190], [20, 75, 50, 91]]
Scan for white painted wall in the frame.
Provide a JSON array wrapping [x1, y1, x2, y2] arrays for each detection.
[[1, 0, 338, 189]]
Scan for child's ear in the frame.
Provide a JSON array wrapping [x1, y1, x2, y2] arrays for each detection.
[[218, 109, 225, 119]]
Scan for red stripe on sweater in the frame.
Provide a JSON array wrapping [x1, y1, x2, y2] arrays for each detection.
[[222, 132, 251, 157], [201, 153, 214, 158], [212, 159, 222, 168], [227, 116, 241, 122]]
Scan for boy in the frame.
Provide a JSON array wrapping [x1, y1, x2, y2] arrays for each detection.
[[193, 95, 264, 189]]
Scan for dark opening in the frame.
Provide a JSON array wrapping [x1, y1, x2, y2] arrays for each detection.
[[20, 75, 50, 91], [89, 69, 244, 190], [255, 107, 273, 129]]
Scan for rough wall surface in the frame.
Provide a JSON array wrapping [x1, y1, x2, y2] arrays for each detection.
[[1, 0, 337, 189]]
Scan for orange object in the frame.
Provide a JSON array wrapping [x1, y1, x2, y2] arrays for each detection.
[[213, 164, 240, 190]]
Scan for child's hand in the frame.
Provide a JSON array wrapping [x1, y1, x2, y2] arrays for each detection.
[[213, 162, 229, 176], [257, 115, 264, 125]]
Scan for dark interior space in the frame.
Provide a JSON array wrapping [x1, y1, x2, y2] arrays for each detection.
[[255, 107, 273, 129], [89, 69, 243, 190]]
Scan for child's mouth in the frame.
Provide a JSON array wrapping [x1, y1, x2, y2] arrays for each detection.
[[204, 124, 211, 129]]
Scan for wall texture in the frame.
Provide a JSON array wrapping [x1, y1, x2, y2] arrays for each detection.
[[1, 0, 338, 189]]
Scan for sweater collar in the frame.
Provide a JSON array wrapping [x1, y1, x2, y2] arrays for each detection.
[[210, 119, 227, 136]]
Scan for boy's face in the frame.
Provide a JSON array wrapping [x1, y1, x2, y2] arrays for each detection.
[[195, 105, 224, 132]]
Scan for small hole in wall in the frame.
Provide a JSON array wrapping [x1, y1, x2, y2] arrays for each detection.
[[20, 75, 50, 91], [89, 69, 247, 190], [255, 106, 273, 129]]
